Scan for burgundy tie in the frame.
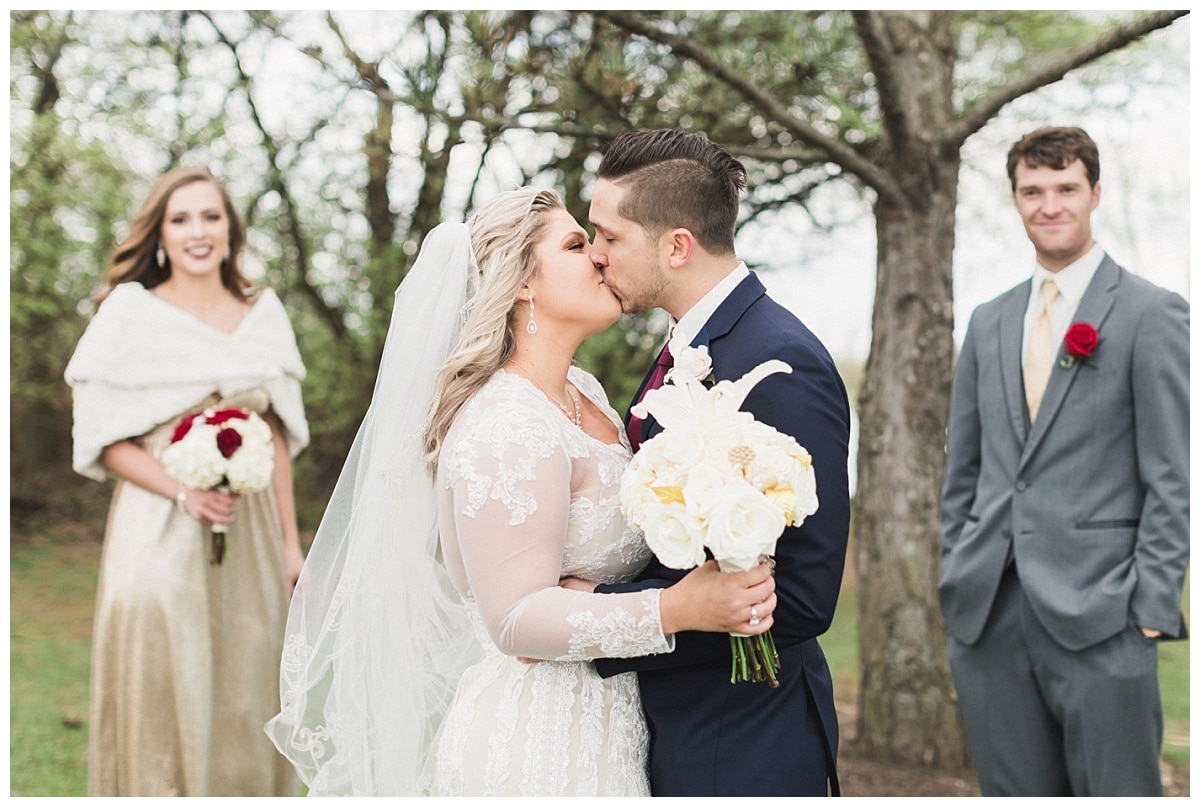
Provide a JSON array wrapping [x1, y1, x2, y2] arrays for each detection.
[[628, 343, 674, 452]]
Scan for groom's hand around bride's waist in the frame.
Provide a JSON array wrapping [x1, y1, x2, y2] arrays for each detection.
[[515, 576, 603, 664]]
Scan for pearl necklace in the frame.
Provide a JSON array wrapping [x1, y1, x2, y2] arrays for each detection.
[[507, 361, 582, 427]]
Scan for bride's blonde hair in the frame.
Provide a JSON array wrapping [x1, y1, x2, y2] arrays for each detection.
[[423, 186, 565, 473]]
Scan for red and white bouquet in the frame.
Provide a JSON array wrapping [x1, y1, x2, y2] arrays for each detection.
[[620, 346, 819, 686], [162, 407, 275, 564]]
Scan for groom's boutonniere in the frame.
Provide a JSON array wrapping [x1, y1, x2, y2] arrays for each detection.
[[1060, 322, 1100, 369], [667, 345, 716, 385]]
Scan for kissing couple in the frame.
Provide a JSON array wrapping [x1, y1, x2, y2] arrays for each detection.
[[266, 128, 852, 797]]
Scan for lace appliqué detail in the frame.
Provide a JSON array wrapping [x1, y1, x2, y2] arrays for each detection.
[[560, 590, 668, 661], [443, 392, 573, 525]]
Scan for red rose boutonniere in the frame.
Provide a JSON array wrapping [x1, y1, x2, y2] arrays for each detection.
[[1060, 322, 1100, 369]]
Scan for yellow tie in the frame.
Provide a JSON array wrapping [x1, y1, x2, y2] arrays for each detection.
[[1024, 278, 1060, 422]]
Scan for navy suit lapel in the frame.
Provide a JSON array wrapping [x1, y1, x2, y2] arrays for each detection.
[[1000, 282, 1032, 445], [703, 273, 766, 342], [1018, 256, 1120, 471]]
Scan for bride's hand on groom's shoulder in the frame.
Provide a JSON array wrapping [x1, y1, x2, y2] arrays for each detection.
[[660, 560, 776, 637]]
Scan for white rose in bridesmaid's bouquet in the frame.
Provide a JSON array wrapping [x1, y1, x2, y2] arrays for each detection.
[[165, 422, 227, 490], [224, 412, 275, 491]]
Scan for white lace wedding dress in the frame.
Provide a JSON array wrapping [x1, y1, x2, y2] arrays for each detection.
[[426, 366, 672, 796]]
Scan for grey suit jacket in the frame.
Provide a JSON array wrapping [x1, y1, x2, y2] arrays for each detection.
[[939, 255, 1189, 652]]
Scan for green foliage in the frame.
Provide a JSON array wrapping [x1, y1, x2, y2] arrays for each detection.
[[10, 125, 129, 394]]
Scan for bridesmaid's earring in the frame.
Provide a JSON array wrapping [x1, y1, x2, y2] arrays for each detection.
[[526, 297, 537, 335], [156, 245, 166, 268]]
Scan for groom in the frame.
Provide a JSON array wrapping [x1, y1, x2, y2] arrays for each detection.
[[589, 129, 852, 796]]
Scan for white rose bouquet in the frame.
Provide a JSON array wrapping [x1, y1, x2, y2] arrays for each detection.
[[620, 346, 818, 686], [161, 406, 276, 564]]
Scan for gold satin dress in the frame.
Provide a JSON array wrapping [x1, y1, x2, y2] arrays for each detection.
[[87, 392, 296, 796]]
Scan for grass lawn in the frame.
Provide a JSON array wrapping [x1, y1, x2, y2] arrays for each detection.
[[8, 531, 1189, 795], [10, 535, 98, 796]]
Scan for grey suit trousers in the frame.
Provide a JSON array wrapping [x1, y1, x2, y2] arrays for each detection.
[[948, 565, 1163, 796]]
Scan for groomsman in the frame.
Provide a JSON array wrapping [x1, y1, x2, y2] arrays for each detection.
[[939, 126, 1189, 796]]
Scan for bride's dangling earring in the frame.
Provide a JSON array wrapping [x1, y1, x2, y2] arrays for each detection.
[[156, 245, 166, 269], [526, 296, 537, 335]]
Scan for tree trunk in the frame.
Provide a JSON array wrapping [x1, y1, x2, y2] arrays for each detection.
[[852, 10, 970, 768]]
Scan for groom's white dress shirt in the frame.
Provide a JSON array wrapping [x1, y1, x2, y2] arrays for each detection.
[[667, 262, 750, 356]]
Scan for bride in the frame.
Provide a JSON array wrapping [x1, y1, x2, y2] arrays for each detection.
[[265, 187, 776, 796]]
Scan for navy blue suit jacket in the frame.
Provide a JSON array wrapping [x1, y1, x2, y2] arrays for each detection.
[[596, 273, 852, 796]]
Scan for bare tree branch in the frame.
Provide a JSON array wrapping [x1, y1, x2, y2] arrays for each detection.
[[199, 12, 348, 340], [948, 10, 1188, 147], [29, 11, 74, 115], [593, 10, 903, 204]]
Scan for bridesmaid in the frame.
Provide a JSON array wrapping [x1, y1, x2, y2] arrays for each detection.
[[65, 167, 308, 796]]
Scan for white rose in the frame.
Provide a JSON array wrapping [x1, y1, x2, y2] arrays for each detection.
[[236, 412, 274, 445], [681, 462, 725, 525], [668, 345, 713, 383], [649, 430, 706, 482], [225, 446, 275, 492], [620, 474, 663, 528], [749, 443, 792, 483], [641, 504, 707, 570], [162, 423, 227, 489], [705, 476, 786, 572]]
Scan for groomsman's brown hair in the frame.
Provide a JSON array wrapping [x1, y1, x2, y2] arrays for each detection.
[[1006, 126, 1101, 191], [598, 128, 745, 257]]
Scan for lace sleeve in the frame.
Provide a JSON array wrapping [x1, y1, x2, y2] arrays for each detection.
[[441, 398, 672, 662]]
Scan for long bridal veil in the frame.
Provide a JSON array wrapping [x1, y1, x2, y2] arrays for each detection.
[[265, 223, 482, 795]]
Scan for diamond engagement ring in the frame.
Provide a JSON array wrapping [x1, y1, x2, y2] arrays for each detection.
[[749, 605, 761, 626]]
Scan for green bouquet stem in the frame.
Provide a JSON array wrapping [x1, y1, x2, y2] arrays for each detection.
[[730, 629, 780, 687]]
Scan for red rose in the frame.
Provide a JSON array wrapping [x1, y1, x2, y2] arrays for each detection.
[[207, 408, 251, 426], [170, 412, 200, 444], [1061, 322, 1100, 368], [216, 427, 243, 458]]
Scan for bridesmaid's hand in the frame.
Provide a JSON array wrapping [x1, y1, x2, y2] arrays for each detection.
[[283, 543, 304, 597], [180, 487, 238, 527]]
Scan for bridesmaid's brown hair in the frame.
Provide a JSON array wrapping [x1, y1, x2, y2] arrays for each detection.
[[98, 167, 250, 303]]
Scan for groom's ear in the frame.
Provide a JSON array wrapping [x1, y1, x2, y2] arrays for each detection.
[[663, 228, 695, 269]]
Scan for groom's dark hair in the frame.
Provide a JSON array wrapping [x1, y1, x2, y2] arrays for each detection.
[[597, 129, 745, 256]]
